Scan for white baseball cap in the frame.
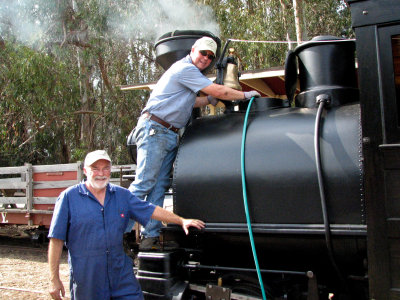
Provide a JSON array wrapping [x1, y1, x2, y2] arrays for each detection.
[[84, 150, 111, 167], [193, 37, 217, 55]]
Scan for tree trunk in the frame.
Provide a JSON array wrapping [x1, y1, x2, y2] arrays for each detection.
[[280, 0, 293, 50], [77, 48, 93, 148], [98, 54, 112, 92], [292, 0, 303, 44]]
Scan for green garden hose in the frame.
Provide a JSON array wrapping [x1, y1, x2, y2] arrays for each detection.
[[241, 96, 267, 300]]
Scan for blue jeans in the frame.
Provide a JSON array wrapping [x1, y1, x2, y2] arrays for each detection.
[[128, 114, 179, 238]]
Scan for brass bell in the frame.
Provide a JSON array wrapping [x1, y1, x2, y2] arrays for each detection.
[[222, 48, 242, 91]]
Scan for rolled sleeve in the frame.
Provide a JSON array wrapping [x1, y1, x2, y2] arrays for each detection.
[[178, 64, 213, 93], [126, 192, 156, 227], [48, 190, 70, 241]]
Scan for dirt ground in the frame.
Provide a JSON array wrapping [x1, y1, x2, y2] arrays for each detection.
[[0, 236, 70, 300]]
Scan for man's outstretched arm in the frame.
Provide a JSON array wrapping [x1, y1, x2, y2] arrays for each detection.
[[151, 206, 205, 235]]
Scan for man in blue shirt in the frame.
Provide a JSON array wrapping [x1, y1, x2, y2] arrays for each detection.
[[48, 150, 204, 300], [129, 37, 260, 250]]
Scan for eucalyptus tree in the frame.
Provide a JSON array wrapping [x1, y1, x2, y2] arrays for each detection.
[[0, 0, 155, 165], [0, 42, 81, 165], [0, 1, 82, 165], [203, 0, 352, 70]]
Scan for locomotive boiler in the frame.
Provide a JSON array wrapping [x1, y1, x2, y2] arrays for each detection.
[[132, 1, 400, 299]]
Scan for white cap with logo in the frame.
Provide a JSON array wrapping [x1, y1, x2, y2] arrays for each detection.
[[193, 37, 217, 55], [84, 150, 111, 167]]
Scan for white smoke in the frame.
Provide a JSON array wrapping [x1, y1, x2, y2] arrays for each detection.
[[0, 0, 220, 46], [106, 0, 220, 42], [0, 0, 50, 46]]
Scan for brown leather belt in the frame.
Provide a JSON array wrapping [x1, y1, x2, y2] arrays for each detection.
[[143, 112, 179, 133]]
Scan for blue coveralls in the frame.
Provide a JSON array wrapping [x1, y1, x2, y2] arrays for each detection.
[[48, 182, 156, 300]]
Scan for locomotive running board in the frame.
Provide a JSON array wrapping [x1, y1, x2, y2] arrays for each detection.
[[192, 223, 367, 236]]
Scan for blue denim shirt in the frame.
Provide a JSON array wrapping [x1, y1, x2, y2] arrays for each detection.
[[48, 182, 156, 300]]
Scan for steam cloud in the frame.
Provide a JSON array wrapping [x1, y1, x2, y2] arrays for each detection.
[[107, 0, 220, 42], [0, 0, 53, 46], [0, 0, 220, 46]]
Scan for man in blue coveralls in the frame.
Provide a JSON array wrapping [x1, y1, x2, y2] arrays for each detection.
[[48, 150, 204, 300]]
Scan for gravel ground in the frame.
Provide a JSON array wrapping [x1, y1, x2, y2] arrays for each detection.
[[0, 236, 70, 300]]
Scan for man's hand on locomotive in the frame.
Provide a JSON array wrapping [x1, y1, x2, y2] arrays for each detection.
[[181, 218, 205, 235], [244, 90, 261, 99], [207, 90, 261, 106]]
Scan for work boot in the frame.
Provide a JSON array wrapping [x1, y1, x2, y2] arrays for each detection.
[[161, 239, 180, 250], [139, 237, 161, 251], [139, 237, 180, 251]]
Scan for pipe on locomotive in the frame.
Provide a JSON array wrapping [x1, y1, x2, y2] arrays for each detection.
[[182, 263, 311, 276], [314, 94, 347, 290]]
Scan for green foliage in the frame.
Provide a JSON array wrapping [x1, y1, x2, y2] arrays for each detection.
[[303, 0, 353, 39], [206, 0, 353, 70], [0, 42, 80, 165]]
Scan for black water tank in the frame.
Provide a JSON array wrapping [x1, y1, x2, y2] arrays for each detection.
[[173, 103, 363, 225]]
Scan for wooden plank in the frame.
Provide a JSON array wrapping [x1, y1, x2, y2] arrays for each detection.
[[27, 209, 54, 214], [0, 208, 25, 213], [25, 164, 33, 226], [32, 162, 81, 173], [0, 166, 26, 175], [33, 180, 78, 189], [0, 178, 23, 183], [33, 197, 57, 204], [0, 163, 134, 176], [0, 197, 27, 204], [111, 164, 136, 172], [239, 68, 284, 79], [0, 208, 54, 214], [0, 182, 27, 189], [109, 178, 132, 183], [77, 162, 83, 181], [240, 78, 277, 97]]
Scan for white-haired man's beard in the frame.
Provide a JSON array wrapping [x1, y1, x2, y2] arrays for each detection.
[[88, 176, 110, 190]]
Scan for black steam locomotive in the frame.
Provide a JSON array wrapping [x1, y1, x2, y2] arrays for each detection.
[[130, 0, 400, 299]]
